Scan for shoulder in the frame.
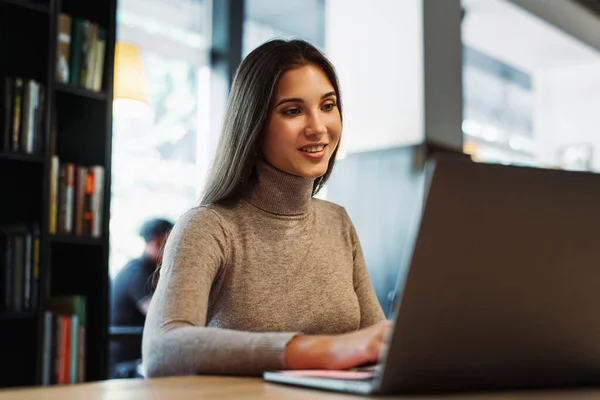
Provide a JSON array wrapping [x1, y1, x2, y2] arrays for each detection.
[[162, 206, 231, 267], [115, 257, 144, 279], [164, 205, 233, 251], [173, 205, 232, 235], [312, 198, 355, 233], [312, 198, 352, 222], [312, 198, 362, 242]]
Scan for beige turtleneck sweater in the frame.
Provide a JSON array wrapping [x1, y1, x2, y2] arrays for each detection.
[[142, 161, 384, 377]]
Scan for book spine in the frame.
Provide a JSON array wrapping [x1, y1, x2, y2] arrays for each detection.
[[68, 19, 83, 87], [42, 311, 53, 385], [57, 163, 66, 233], [57, 315, 71, 384], [12, 236, 23, 312], [19, 80, 31, 154], [65, 163, 75, 234], [49, 156, 60, 234], [84, 24, 98, 90], [56, 13, 72, 84], [55, 315, 63, 384], [63, 316, 71, 384], [83, 169, 94, 236], [34, 84, 45, 155], [74, 166, 87, 236], [78, 21, 91, 88], [11, 78, 23, 152], [31, 224, 40, 311], [78, 325, 86, 382], [91, 166, 104, 237], [50, 314, 58, 384], [92, 28, 106, 92], [69, 315, 79, 383], [25, 81, 39, 154], [22, 232, 32, 311]]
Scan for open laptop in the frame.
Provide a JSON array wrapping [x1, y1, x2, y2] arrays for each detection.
[[264, 154, 600, 395]]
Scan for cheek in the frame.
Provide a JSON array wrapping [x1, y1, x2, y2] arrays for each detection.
[[269, 118, 301, 142], [326, 114, 342, 142], [263, 120, 293, 156]]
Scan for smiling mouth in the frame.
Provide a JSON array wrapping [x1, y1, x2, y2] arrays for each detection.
[[299, 144, 327, 153]]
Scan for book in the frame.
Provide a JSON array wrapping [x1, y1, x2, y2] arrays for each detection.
[[0, 223, 40, 313], [56, 13, 72, 84], [44, 296, 87, 385], [11, 78, 23, 152], [55, 14, 105, 92]]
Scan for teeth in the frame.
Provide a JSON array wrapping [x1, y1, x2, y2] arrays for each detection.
[[300, 145, 325, 153]]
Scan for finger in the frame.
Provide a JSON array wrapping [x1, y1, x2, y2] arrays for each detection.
[[378, 341, 389, 359]]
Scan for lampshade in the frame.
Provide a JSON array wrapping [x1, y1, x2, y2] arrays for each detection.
[[113, 41, 147, 104]]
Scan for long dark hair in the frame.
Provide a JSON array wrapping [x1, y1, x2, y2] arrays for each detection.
[[200, 39, 343, 206]]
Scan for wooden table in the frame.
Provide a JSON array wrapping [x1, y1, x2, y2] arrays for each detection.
[[2, 376, 600, 400]]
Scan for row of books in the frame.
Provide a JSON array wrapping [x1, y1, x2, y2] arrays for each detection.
[[49, 156, 105, 237], [56, 14, 106, 92], [0, 224, 40, 313], [43, 296, 87, 385], [0, 77, 46, 155]]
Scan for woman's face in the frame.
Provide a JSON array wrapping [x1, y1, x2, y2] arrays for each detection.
[[262, 64, 342, 178]]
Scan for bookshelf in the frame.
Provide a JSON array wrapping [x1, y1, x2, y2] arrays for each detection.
[[0, 0, 115, 388]]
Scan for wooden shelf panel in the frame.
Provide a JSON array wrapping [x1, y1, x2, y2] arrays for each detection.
[[0, 152, 45, 164], [0, 0, 49, 13], [49, 234, 103, 246], [54, 83, 107, 101]]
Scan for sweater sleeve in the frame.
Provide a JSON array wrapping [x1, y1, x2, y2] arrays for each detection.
[[142, 207, 297, 378], [345, 211, 386, 328]]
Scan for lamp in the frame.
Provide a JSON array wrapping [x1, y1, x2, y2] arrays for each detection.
[[113, 41, 149, 118]]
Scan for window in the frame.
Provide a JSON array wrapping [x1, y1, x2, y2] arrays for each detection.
[[110, 0, 211, 278], [243, 0, 325, 56], [462, 45, 535, 167], [462, 0, 600, 171]]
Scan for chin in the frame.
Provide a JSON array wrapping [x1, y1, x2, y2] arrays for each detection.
[[296, 161, 329, 178]]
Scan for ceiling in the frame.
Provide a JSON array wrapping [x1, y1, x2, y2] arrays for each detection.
[[576, 0, 600, 15], [462, 0, 600, 74]]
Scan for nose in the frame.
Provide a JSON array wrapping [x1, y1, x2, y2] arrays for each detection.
[[303, 111, 327, 138]]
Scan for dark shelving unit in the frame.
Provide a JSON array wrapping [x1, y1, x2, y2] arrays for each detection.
[[49, 234, 103, 246], [54, 82, 108, 100], [0, 0, 50, 13], [0, 152, 46, 163], [0, 0, 115, 388]]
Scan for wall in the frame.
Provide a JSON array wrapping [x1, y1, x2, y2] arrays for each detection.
[[324, 0, 424, 153], [327, 147, 425, 317], [324, 0, 463, 314]]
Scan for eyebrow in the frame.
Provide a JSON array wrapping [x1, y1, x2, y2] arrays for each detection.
[[274, 91, 336, 108]]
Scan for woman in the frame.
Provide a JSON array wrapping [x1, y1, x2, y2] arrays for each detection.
[[142, 39, 390, 378]]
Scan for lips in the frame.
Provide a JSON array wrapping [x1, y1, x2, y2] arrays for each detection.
[[299, 144, 328, 153], [298, 143, 328, 160]]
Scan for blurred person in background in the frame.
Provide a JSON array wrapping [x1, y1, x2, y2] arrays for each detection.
[[109, 218, 174, 378]]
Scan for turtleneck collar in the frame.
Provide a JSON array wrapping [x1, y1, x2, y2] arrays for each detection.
[[246, 160, 316, 216]]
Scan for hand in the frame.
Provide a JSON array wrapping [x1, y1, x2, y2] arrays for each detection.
[[322, 320, 391, 370], [284, 320, 392, 370]]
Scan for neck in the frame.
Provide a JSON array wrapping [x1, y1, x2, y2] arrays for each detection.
[[246, 161, 316, 216], [143, 249, 157, 265]]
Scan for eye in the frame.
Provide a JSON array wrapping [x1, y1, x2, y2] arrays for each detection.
[[283, 108, 302, 116], [321, 103, 336, 112]]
